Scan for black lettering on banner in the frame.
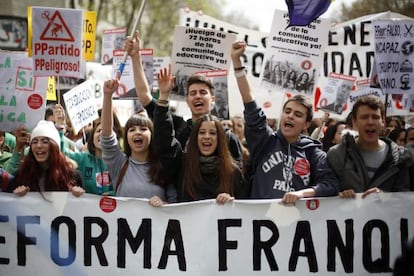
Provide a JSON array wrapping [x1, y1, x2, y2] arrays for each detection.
[[328, 30, 339, 46], [17, 216, 40, 266], [325, 51, 344, 76], [362, 220, 392, 273], [360, 21, 371, 46], [323, 51, 374, 78], [0, 215, 9, 265], [157, 219, 186, 271], [253, 220, 279, 271], [117, 218, 151, 269], [251, 53, 264, 78], [218, 219, 241, 271], [349, 53, 363, 76], [84, 217, 109, 266], [344, 25, 356, 45], [51, 216, 76, 266], [289, 221, 318, 272], [327, 219, 354, 273], [400, 218, 408, 256]]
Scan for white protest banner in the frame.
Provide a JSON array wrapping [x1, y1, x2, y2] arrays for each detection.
[[178, 9, 278, 118], [179, 8, 267, 50], [373, 19, 414, 94], [318, 73, 356, 115], [31, 7, 84, 78], [170, 26, 236, 100], [180, 10, 412, 119], [0, 192, 413, 275], [112, 48, 154, 99], [260, 9, 330, 98], [0, 51, 48, 132], [101, 27, 126, 64], [171, 26, 236, 72], [63, 79, 99, 134], [315, 12, 413, 118]]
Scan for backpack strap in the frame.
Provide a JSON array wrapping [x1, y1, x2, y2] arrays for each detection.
[[115, 159, 129, 193]]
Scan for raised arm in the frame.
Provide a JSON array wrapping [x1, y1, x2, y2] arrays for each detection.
[[101, 79, 119, 137], [230, 41, 254, 104], [157, 64, 174, 102], [153, 64, 179, 154], [124, 31, 152, 106]]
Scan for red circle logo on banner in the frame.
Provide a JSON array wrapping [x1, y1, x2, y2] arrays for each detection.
[[301, 60, 312, 70], [306, 199, 320, 210], [294, 158, 310, 176], [27, 94, 43, 110], [99, 197, 117, 213]]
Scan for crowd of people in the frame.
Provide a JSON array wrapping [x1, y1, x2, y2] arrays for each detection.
[[0, 33, 412, 203], [0, 30, 412, 273]]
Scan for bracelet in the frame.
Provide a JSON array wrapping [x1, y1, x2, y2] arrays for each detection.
[[157, 99, 169, 107], [234, 70, 246, 78], [234, 66, 245, 72]]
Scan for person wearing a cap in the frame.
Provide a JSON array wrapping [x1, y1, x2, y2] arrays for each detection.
[[8, 120, 85, 197]]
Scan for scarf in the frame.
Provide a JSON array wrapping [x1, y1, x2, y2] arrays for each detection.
[[199, 156, 220, 175]]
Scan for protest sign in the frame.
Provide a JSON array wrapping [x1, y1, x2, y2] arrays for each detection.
[[318, 73, 356, 115], [373, 19, 414, 94], [63, 79, 99, 134], [0, 51, 48, 131], [112, 48, 153, 99], [196, 70, 230, 119], [170, 25, 236, 101], [260, 9, 330, 97], [179, 9, 413, 119], [31, 7, 84, 78], [82, 11, 97, 62], [0, 192, 413, 275], [101, 27, 126, 65]]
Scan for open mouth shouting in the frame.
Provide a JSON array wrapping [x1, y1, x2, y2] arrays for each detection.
[[33, 149, 48, 162], [133, 136, 144, 148]]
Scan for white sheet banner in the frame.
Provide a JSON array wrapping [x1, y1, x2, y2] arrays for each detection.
[[1, 192, 413, 275], [179, 10, 413, 119]]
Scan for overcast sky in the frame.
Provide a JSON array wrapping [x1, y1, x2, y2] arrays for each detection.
[[223, 0, 355, 32]]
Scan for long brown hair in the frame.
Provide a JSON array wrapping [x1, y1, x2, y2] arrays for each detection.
[[183, 115, 237, 199], [123, 113, 166, 187], [14, 140, 78, 191]]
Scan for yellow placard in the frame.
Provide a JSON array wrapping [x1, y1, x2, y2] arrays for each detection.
[[82, 11, 97, 61], [27, 6, 32, 57], [46, 76, 56, 101]]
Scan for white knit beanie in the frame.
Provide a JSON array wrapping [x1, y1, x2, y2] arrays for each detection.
[[30, 120, 61, 149]]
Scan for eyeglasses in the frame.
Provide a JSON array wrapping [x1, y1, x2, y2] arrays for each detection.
[[30, 138, 50, 146]]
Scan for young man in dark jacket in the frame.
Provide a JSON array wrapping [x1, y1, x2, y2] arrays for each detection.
[[231, 40, 340, 204], [327, 95, 411, 198]]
